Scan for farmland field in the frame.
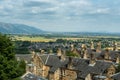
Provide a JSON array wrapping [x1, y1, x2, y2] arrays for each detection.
[[12, 36, 89, 42], [11, 35, 120, 42], [12, 36, 56, 42]]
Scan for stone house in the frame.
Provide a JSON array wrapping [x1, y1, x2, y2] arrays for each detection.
[[30, 40, 119, 80], [71, 58, 116, 80], [32, 52, 61, 80], [31, 50, 117, 80]]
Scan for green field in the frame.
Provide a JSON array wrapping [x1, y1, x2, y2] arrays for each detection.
[[12, 36, 56, 42], [11, 35, 120, 42], [12, 36, 91, 42]]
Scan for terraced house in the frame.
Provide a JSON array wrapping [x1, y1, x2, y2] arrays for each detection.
[[31, 52, 117, 80], [18, 41, 120, 80]]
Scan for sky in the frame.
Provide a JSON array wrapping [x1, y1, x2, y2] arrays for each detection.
[[0, 0, 120, 32]]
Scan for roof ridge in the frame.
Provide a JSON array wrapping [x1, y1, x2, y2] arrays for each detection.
[[39, 56, 44, 64], [45, 54, 50, 65], [21, 72, 32, 78]]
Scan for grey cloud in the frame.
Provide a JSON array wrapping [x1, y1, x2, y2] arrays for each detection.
[[40, 10, 56, 15], [0, 0, 120, 32], [23, 1, 54, 8]]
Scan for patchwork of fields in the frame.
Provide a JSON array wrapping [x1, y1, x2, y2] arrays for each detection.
[[12, 36, 56, 42], [12, 35, 120, 43]]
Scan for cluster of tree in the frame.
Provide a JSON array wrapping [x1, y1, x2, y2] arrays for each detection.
[[66, 51, 79, 57], [0, 34, 26, 80], [14, 41, 31, 54], [12, 37, 120, 54]]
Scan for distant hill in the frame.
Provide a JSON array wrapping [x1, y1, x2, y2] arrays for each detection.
[[0, 22, 44, 34]]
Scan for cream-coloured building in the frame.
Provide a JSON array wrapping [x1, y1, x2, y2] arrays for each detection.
[[30, 50, 116, 80]]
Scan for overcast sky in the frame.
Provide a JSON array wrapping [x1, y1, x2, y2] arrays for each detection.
[[0, 0, 120, 32]]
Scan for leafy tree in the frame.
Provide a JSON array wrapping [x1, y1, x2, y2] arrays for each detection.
[[14, 41, 31, 54], [0, 34, 26, 80], [66, 51, 78, 57], [56, 39, 67, 43]]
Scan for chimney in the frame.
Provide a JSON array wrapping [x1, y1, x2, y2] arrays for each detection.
[[89, 52, 96, 66], [68, 57, 73, 69], [81, 44, 87, 58], [113, 41, 118, 51], [104, 49, 110, 59], [57, 48, 62, 56], [31, 51, 35, 58], [83, 49, 88, 59], [116, 53, 120, 63], [40, 49, 45, 54], [57, 48, 66, 61], [90, 41, 94, 49], [96, 42, 101, 53], [81, 44, 86, 49], [116, 57, 120, 64], [71, 44, 74, 51]]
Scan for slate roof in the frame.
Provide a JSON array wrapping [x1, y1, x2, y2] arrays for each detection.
[[49, 66, 59, 73], [70, 58, 114, 78], [111, 72, 120, 80], [72, 58, 89, 71], [39, 54, 61, 73], [95, 50, 120, 61], [37, 53, 115, 78], [109, 51, 120, 60], [60, 58, 69, 68], [77, 66, 93, 78], [46, 54, 60, 66], [15, 54, 32, 63], [91, 61, 113, 74], [21, 72, 47, 80], [39, 54, 48, 64]]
